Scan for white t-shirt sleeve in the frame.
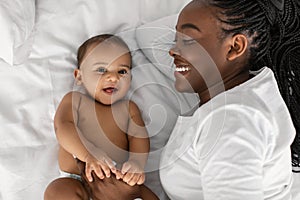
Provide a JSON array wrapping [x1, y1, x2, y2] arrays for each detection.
[[195, 106, 270, 200]]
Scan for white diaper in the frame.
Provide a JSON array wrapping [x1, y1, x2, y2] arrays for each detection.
[[59, 170, 82, 181]]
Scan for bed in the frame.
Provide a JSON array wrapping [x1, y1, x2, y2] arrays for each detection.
[[0, 0, 299, 199]]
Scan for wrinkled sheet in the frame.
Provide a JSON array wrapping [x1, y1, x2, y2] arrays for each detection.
[[0, 0, 193, 199]]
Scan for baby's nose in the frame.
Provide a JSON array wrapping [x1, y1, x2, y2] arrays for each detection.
[[106, 71, 119, 82]]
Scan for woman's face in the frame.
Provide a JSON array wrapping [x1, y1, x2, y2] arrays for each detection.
[[170, 1, 233, 102], [76, 42, 132, 105]]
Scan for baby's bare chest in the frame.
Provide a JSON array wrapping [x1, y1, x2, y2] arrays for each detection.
[[75, 99, 130, 160]]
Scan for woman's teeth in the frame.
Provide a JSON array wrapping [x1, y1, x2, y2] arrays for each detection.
[[175, 67, 190, 72]]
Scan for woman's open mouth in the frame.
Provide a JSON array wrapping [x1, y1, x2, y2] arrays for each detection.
[[175, 65, 191, 76]]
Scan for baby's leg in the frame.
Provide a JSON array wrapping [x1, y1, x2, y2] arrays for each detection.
[[44, 177, 89, 200]]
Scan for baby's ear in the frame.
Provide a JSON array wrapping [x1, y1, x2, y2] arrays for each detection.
[[226, 34, 248, 61], [74, 69, 82, 85]]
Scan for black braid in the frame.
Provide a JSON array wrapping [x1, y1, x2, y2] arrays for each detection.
[[207, 0, 300, 172]]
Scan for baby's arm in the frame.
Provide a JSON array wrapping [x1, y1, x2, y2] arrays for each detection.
[[54, 92, 115, 181], [117, 101, 150, 186]]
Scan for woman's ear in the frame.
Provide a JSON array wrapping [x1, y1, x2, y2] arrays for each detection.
[[74, 69, 82, 85], [227, 34, 248, 61]]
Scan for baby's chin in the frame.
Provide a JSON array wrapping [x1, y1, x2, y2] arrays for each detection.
[[96, 99, 113, 106], [96, 96, 124, 106]]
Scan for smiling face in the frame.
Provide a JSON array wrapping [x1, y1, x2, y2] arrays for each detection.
[[170, 0, 250, 104], [75, 39, 132, 105]]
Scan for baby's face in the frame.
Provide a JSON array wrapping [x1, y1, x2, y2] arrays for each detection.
[[79, 42, 132, 105]]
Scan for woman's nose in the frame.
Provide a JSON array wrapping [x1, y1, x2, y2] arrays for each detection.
[[169, 45, 180, 57]]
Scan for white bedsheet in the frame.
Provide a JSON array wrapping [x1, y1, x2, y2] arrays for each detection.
[[0, 0, 299, 200], [0, 0, 193, 199]]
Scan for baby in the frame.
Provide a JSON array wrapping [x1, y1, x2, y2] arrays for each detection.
[[44, 34, 158, 200]]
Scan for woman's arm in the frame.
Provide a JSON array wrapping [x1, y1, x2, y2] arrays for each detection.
[[78, 158, 161, 200], [77, 159, 142, 200]]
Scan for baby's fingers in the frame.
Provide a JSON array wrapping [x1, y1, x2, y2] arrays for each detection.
[[85, 165, 94, 182], [137, 174, 145, 185], [124, 173, 143, 186], [121, 162, 132, 174], [128, 174, 141, 186], [115, 170, 124, 180], [122, 172, 135, 185], [93, 165, 105, 180], [104, 158, 116, 174], [99, 162, 111, 178]]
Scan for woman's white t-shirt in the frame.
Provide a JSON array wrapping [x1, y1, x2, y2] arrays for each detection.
[[160, 67, 295, 200]]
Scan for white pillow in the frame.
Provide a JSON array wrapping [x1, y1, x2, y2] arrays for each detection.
[[0, 6, 13, 65], [136, 14, 178, 80], [0, 0, 35, 65], [139, 0, 191, 24], [31, 0, 140, 60]]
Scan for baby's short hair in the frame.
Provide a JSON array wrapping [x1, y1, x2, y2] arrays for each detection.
[[77, 34, 130, 68]]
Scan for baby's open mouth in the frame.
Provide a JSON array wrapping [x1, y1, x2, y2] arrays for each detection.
[[103, 87, 118, 94]]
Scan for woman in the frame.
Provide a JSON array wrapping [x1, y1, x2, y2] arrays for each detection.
[[77, 0, 300, 199], [159, 0, 300, 199]]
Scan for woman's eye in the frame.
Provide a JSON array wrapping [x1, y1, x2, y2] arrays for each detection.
[[118, 69, 129, 75], [182, 39, 196, 45], [97, 67, 107, 74]]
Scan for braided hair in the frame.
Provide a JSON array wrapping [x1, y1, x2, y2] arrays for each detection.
[[205, 0, 300, 172]]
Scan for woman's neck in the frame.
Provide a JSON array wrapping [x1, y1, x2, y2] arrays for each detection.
[[198, 70, 250, 106]]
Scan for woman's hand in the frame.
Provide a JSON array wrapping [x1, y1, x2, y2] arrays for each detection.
[[77, 159, 141, 200]]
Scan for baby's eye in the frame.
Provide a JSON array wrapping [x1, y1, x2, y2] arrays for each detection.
[[118, 69, 129, 75], [96, 67, 107, 74]]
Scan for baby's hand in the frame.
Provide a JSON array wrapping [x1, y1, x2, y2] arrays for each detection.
[[84, 152, 116, 182], [116, 161, 145, 186]]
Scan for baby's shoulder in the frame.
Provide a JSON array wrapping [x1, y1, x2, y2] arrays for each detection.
[[62, 91, 83, 99], [113, 100, 141, 115], [60, 91, 89, 106]]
